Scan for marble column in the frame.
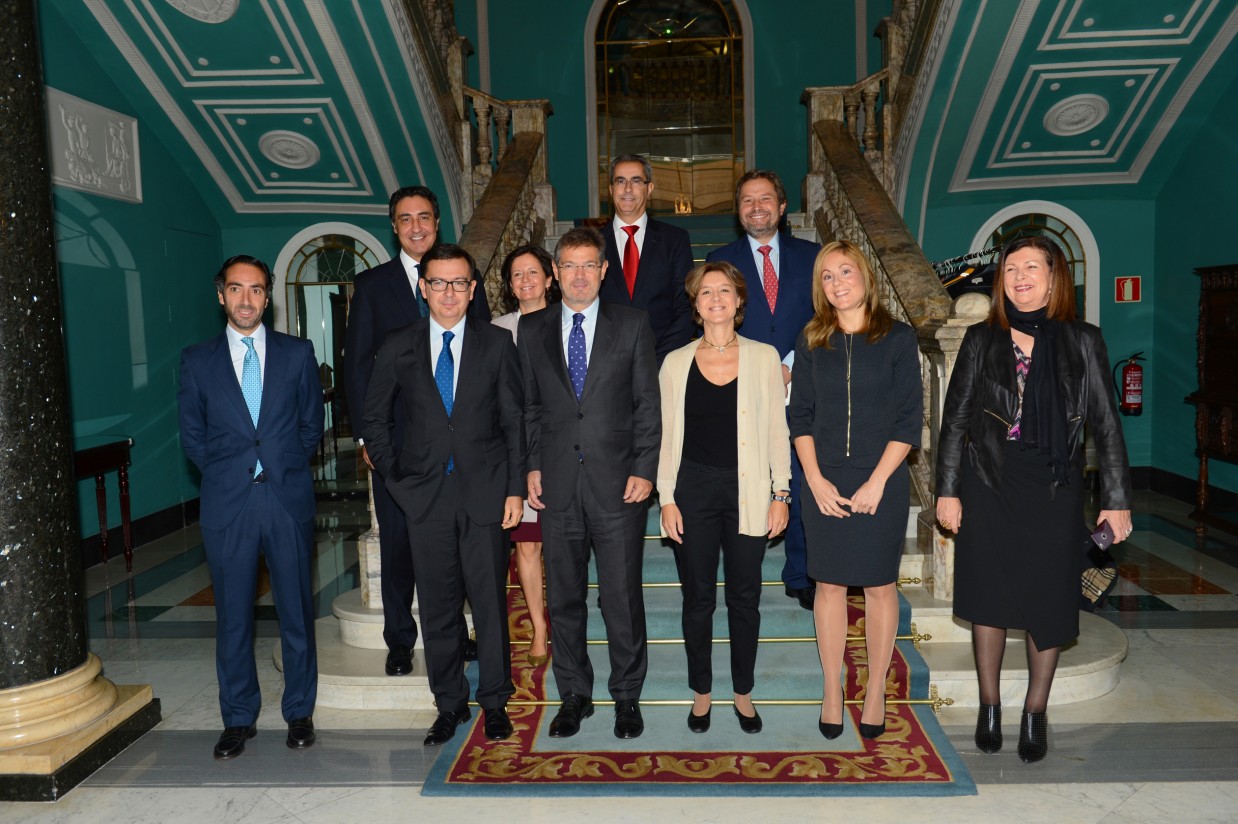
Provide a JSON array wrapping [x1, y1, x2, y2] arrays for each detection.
[[0, 0, 158, 801]]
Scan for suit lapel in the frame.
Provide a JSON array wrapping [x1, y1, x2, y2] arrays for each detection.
[[579, 303, 618, 405], [452, 318, 481, 415], [210, 333, 255, 431], [258, 332, 289, 433], [632, 219, 662, 303], [540, 308, 574, 397], [385, 259, 422, 322], [734, 240, 773, 322]]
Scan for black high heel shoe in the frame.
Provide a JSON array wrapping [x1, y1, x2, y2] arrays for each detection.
[[1018, 710, 1048, 762], [859, 693, 886, 740], [975, 704, 1002, 753], [818, 720, 844, 740]]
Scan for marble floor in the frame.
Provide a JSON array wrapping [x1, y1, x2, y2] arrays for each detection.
[[4, 447, 1238, 822]]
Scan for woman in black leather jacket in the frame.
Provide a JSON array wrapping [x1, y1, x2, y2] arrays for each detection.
[[935, 235, 1132, 763]]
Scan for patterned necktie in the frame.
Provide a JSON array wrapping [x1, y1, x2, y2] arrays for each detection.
[[241, 337, 263, 477], [759, 244, 778, 313], [435, 330, 455, 472], [622, 225, 640, 298], [568, 313, 587, 400]]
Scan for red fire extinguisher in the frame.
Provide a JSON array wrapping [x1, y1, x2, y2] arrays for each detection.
[[1112, 352, 1145, 416]]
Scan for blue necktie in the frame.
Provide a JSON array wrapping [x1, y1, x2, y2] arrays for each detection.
[[568, 312, 587, 400], [241, 337, 263, 477], [435, 330, 455, 472]]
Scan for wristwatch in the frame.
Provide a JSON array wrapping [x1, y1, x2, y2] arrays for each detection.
[[772, 492, 792, 504]]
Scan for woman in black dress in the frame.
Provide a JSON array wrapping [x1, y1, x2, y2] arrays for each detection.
[[936, 236, 1132, 763], [789, 240, 922, 741]]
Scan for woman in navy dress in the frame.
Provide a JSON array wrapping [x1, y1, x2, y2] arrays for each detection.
[[789, 240, 922, 741]]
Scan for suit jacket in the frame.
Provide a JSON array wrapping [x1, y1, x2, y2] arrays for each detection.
[[517, 302, 661, 512], [344, 256, 490, 445], [361, 316, 524, 525], [600, 217, 695, 361], [178, 329, 324, 530], [706, 232, 820, 359]]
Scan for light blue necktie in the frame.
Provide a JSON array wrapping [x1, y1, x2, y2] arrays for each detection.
[[435, 330, 455, 472], [568, 313, 587, 400], [241, 337, 263, 477]]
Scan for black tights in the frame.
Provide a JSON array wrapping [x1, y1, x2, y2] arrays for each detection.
[[972, 624, 1061, 713]]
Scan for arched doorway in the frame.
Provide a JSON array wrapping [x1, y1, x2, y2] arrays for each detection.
[[587, 0, 753, 216], [273, 222, 388, 441], [972, 201, 1100, 325]]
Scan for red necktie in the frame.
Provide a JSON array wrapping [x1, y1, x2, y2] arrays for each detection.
[[759, 244, 778, 312], [622, 225, 640, 298]]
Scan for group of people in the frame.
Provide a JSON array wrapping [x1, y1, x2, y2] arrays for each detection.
[[178, 154, 1133, 767]]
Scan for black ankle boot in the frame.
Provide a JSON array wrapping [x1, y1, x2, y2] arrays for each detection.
[[1017, 710, 1047, 763], [974, 704, 1002, 753]]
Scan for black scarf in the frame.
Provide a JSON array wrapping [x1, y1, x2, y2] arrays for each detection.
[[1006, 299, 1069, 487]]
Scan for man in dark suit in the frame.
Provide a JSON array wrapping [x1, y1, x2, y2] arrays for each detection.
[[599, 153, 694, 362], [344, 186, 489, 677], [706, 170, 821, 610], [362, 243, 523, 746], [178, 255, 324, 759], [518, 227, 661, 739]]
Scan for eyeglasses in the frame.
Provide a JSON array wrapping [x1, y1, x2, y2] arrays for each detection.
[[611, 176, 648, 188], [557, 262, 601, 273], [425, 278, 471, 292]]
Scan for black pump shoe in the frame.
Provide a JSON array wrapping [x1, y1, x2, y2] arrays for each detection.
[[1017, 710, 1048, 763], [858, 722, 886, 740], [686, 707, 711, 733], [818, 721, 844, 740], [975, 704, 1002, 753]]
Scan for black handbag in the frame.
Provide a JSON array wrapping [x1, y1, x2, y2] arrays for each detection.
[[1079, 520, 1118, 611]]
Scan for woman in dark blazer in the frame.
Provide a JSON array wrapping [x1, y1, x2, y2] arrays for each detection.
[[936, 235, 1132, 763], [789, 240, 922, 742]]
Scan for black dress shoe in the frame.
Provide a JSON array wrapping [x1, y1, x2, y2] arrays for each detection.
[[483, 707, 514, 741], [286, 717, 316, 749], [818, 721, 844, 740], [975, 704, 1002, 753], [424, 707, 471, 746], [213, 724, 256, 759], [548, 694, 594, 738], [733, 705, 763, 734], [686, 707, 711, 733], [462, 636, 478, 662], [785, 585, 815, 610], [385, 646, 413, 676], [1017, 710, 1048, 763], [614, 699, 644, 739], [859, 722, 886, 740]]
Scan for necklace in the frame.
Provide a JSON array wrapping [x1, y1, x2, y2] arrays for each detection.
[[844, 332, 854, 457], [699, 334, 737, 354]]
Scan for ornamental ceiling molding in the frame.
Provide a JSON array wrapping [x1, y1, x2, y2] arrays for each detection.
[[83, 0, 387, 214], [948, 0, 1238, 192], [1038, 0, 1217, 49]]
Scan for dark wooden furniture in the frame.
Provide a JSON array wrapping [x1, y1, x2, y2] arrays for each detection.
[[73, 436, 135, 570], [1186, 264, 1238, 535]]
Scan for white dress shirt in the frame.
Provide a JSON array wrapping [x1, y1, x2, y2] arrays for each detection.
[[429, 316, 465, 395], [400, 249, 422, 302], [226, 323, 266, 388], [611, 211, 649, 266]]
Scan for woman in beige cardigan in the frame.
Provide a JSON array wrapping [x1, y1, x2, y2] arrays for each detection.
[[658, 260, 791, 735]]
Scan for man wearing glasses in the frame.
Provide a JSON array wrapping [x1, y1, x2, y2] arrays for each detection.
[[362, 243, 523, 746], [518, 228, 661, 739], [599, 154, 694, 363], [345, 186, 489, 679]]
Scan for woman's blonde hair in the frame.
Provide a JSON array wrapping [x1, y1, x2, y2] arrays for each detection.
[[802, 240, 892, 350]]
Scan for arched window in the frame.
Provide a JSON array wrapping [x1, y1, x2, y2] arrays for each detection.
[[591, 0, 749, 215]]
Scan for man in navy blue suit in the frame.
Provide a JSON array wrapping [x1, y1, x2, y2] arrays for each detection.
[[599, 154, 694, 362], [178, 255, 324, 759], [344, 186, 489, 677], [706, 170, 821, 609]]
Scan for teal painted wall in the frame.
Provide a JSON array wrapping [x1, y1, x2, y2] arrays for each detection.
[[40, 4, 223, 538], [1152, 72, 1238, 494], [482, 0, 860, 218]]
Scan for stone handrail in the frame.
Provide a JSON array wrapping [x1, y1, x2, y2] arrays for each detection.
[[459, 90, 552, 220], [457, 130, 554, 314]]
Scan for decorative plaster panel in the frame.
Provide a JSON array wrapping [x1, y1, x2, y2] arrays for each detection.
[[46, 87, 142, 203], [1039, 0, 1216, 49], [132, 0, 321, 86]]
